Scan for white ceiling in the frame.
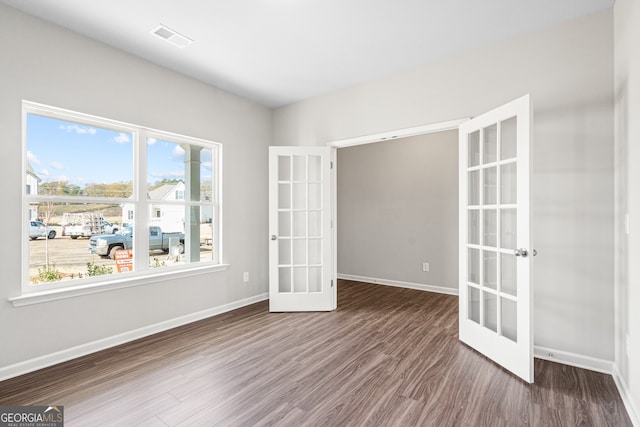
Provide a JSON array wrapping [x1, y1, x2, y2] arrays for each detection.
[[1, 0, 614, 108]]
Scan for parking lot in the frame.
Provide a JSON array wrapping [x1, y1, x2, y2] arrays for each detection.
[[28, 226, 213, 283]]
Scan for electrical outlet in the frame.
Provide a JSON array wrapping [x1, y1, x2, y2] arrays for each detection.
[[422, 262, 429, 272], [243, 272, 249, 282]]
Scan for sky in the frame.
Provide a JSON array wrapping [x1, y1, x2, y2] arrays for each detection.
[[26, 114, 213, 194]]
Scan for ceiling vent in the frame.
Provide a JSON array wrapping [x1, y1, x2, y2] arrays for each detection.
[[150, 24, 193, 48]]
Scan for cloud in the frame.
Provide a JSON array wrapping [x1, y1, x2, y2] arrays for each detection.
[[201, 161, 212, 171], [39, 169, 50, 177], [51, 161, 63, 170], [147, 138, 157, 145], [26, 150, 41, 165], [113, 133, 131, 144], [171, 145, 185, 160], [59, 124, 97, 135]]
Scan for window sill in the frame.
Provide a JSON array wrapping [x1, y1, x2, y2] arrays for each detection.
[[10, 264, 229, 307]]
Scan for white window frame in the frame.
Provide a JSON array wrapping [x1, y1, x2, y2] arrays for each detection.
[[17, 101, 225, 303]]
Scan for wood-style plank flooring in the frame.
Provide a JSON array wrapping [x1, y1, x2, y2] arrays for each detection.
[[0, 280, 632, 426]]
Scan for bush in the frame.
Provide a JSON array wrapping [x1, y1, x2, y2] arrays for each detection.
[[35, 264, 63, 283], [86, 261, 113, 276]]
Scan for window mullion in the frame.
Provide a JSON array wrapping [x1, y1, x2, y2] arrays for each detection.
[[135, 129, 150, 272]]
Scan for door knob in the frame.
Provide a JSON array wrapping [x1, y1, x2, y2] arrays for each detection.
[[271, 235, 277, 240], [514, 248, 528, 257]]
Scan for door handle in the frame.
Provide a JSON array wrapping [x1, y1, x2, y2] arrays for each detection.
[[514, 248, 528, 257], [271, 235, 277, 241]]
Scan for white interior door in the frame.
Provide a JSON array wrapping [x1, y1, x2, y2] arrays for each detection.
[[459, 94, 533, 383], [269, 146, 335, 312]]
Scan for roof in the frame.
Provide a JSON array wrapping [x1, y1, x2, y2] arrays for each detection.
[[148, 182, 184, 200], [26, 161, 41, 182]]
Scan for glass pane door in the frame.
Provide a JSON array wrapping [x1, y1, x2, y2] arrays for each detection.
[[269, 146, 334, 312], [467, 118, 518, 342], [459, 94, 532, 383]]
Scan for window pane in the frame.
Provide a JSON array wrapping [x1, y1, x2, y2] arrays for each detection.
[[500, 208, 517, 250], [483, 291, 497, 332], [468, 209, 479, 245], [501, 117, 517, 160], [501, 253, 517, 296], [148, 139, 214, 203], [29, 202, 128, 286], [279, 267, 291, 292], [26, 114, 133, 198], [483, 124, 497, 164], [24, 104, 222, 289], [483, 209, 497, 247], [309, 267, 322, 292], [483, 250, 497, 290], [501, 297, 518, 342], [468, 131, 480, 167], [468, 286, 480, 324], [468, 170, 480, 205], [483, 167, 497, 205], [500, 163, 517, 204], [278, 155, 291, 181], [468, 248, 480, 284], [308, 156, 321, 181]]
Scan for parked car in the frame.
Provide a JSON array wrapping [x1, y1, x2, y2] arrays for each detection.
[[29, 220, 56, 240], [61, 212, 117, 238], [88, 226, 185, 259], [102, 220, 119, 234]]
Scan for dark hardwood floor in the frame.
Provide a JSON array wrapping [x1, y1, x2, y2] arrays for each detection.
[[0, 280, 632, 426]]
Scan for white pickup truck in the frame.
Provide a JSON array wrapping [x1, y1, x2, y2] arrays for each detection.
[[88, 226, 185, 259], [62, 212, 119, 239]]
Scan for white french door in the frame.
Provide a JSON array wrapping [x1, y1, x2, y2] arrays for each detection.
[[268, 146, 335, 312], [459, 94, 533, 383]]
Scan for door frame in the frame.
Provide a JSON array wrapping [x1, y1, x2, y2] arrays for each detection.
[[326, 117, 470, 295]]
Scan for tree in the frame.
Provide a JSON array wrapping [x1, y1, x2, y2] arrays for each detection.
[[39, 181, 81, 196], [149, 178, 183, 191]]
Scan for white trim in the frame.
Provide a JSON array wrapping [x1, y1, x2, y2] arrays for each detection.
[[21, 100, 223, 292], [534, 345, 614, 374], [613, 365, 640, 427], [327, 118, 468, 148], [10, 264, 229, 307], [337, 273, 459, 296], [0, 291, 268, 382]]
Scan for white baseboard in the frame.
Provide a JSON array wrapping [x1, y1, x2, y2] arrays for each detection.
[[337, 273, 459, 296], [613, 365, 640, 427], [0, 293, 269, 382], [534, 346, 614, 374]]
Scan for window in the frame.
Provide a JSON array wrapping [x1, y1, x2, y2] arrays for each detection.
[[22, 101, 222, 292]]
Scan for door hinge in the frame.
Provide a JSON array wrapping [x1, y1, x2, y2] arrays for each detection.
[[331, 280, 334, 287], [331, 220, 334, 228], [330, 161, 334, 169]]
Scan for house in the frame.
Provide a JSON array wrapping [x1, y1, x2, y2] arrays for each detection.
[[123, 182, 185, 232], [25, 161, 40, 220], [0, 0, 638, 425], [122, 182, 214, 232]]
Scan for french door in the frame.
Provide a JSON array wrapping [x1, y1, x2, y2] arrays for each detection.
[[459, 95, 534, 383], [268, 146, 335, 311]]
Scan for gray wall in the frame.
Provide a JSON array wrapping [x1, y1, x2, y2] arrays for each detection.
[[274, 11, 615, 361], [614, 0, 640, 420], [0, 5, 270, 371], [337, 131, 458, 290]]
